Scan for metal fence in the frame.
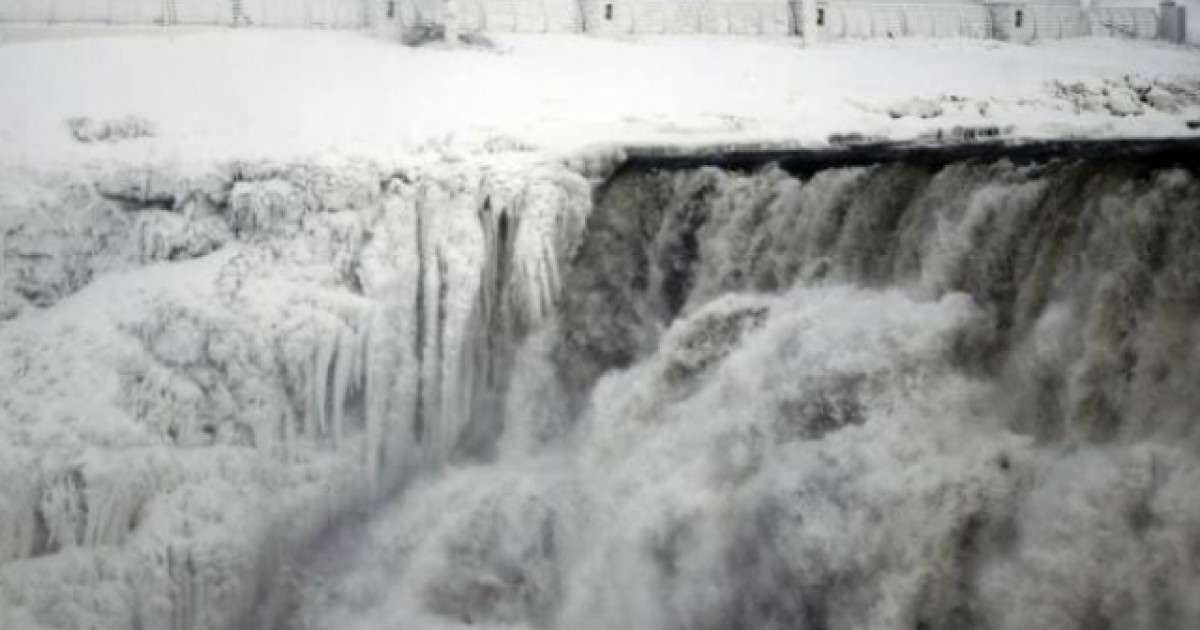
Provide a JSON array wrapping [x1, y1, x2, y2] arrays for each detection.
[[450, 0, 581, 32], [814, 2, 1157, 40], [815, 3, 992, 38], [0, 0, 367, 27], [580, 1, 793, 35], [1088, 6, 1157, 38], [1026, 5, 1090, 39], [239, 0, 366, 27], [0, 0, 1170, 40]]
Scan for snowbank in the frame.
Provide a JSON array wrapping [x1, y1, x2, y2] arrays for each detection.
[[0, 29, 1198, 168]]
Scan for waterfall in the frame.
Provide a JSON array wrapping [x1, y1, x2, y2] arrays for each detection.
[[291, 154, 1200, 630], [2, 150, 1198, 630]]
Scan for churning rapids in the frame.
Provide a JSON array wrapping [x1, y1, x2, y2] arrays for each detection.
[[2, 147, 1199, 630]]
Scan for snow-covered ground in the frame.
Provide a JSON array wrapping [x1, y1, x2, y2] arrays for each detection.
[[1, 27, 1199, 168]]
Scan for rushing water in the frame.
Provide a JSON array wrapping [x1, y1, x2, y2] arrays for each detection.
[[265, 154, 1200, 630]]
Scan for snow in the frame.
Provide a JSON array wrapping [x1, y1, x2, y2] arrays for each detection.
[[0, 28, 1198, 169]]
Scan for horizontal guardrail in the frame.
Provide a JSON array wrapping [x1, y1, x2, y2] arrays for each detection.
[[0, 0, 1170, 41], [0, 0, 366, 27], [583, 1, 794, 35], [815, 3, 992, 38]]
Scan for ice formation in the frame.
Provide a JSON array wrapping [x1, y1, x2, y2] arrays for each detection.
[[2, 151, 1199, 630], [0, 155, 593, 630]]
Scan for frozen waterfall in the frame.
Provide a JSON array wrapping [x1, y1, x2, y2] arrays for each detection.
[[2, 147, 1199, 630], [287, 153, 1200, 630]]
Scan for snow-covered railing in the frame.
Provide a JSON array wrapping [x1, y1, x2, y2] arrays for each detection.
[[0, 0, 193, 24], [0, 0, 367, 27], [0, 0, 1174, 40], [395, 0, 795, 35], [1087, 6, 1157, 38], [238, 0, 367, 27], [817, 3, 992, 39], [582, 1, 795, 35], [453, 0, 582, 32], [1027, 5, 1089, 39], [987, 3, 1158, 42]]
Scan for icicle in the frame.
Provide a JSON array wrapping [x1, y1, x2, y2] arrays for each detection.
[[537, 239, 558, 323], [301, 354, 314, 441], [313, 333, 336, 441], [363, 308, 379, 497], [40, 469, 85, 550], [331, 327, 356, 451], [280, 409, 292, 465], [0, 474, 40, 561], [350, 317, 366, 398], [419, 236, 444, 463], [83, 481, 110, 547]]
